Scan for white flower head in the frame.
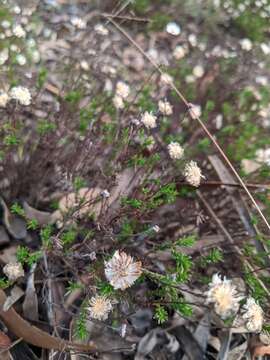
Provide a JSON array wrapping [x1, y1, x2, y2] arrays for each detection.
[[0, 48, 9, 65], [188, 103, 202, 119], [242, 297, 264, 333], [188, 33, 197, 47], [141, 111, 157, 129], [160, 73, 173, 86], [240, 38, 252, 51], [101, 189, 110, 198], [184, 160, 204, 187], [173, 45, 187, 60], [13, 24, 26, 38], [166, 22, 181, 36], [113, 95, 124, 109], [168, 142, 184, 160], [0, 92, 9, 107], [3, 262, 24, 281], [94, 23, 109, 36], [1, 20, 10, 29], [32, 50, 40, 63], [16, 54, 26, 66], [10, 86, 31, 106], [88, 295, 113, 320], [116, 81, 130, 99], [206, 273, 243, 319], [193, 65, 205, 78], [71, 17, 86, 29], [158, 100, 173, 115], [104, 250, 142, 290], [152, 225, 160, 233]]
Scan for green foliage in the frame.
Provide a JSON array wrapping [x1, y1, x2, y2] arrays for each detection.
[[37, 120, 56, 135], [66, 281, 84, 295], [245, 269, 268, 302], [27, 219, 39, 230], [40, 225, 53, 247], [171, 251, 192, 283], [65, 90, 82, 104], [10, 202, 25, 217], [37, 67, 48, 89], [75, 305, 88, 340], [121, 197, 143, 209], [73, 176, 87, 191], [175, 234, 197, 247], [16, 245, 42, 266], [154, 305, 168, 324], [200, 248, 224, 266], [61, 228, 77, 245], [118, 219, 136, 242], [4, 134, 19, 146], [0, 277, 11, 289], [97, 281, 115, 296]]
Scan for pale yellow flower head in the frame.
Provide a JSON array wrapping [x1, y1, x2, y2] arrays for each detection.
[[88, 295, 113, 321], [105, 250, 142, 290], [206, 273, 243, 319], [242, 297, 264, 333]]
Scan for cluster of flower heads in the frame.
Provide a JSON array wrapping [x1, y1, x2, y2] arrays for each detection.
[[137, 75, 204, 187], [0, 86, 31, 107], [113, 81, 130, 110], [87, 251, 142, 321], [0, 3, 40, 67], [206, 273, 264, 333]]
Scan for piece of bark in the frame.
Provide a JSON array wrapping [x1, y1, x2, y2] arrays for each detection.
[[0, 289, 96, 352]]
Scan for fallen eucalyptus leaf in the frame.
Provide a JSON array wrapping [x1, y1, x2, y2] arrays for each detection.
[[0, 198, 27, 240], [3, 286, 24, 312], [22, 264, 38, 322]]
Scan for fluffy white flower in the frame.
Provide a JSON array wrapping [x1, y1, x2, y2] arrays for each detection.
[[185, 75, 196, 84], [0, 92, 9, 107], [13, 24, 26, 38], [193, 65, 204, 78], [240, 38, 252, 51], [94, 23, 108, 36], [104, 250, 142, 290], [188, 103, 202, 119], [158, 100, 173, 115], [141, 111, 157, 129], [16, 54, 26, 65], [188, 33, 197, 47], [80, 60, 89, 71], [116, 81, 130, 99], [0, 49, 9, 65], [255, 148, 270, 166], [32, 50, 40, 63], [113, 95, 124, 109], [160, 73, 173, 85], [3, 262, 24, 281], [206, 273, 243, 319], [10, 86, 31, 106], [168, 142, 184, 160], [184, 160, 204, 187], [261, 43, 270, 55], [1, 20, 11, 29], [166, 22, 181, 36], [71, 17, 86, 29], [173, 45, 187, 60], [242, 297, 264, 332], [152, 225, 160, 233], [101, 189, 110, 198], [215, 114, 223, 129], [88, 295, 113, 320]]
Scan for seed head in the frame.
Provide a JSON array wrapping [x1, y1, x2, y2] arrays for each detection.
[[104, 250, 142, 290]]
